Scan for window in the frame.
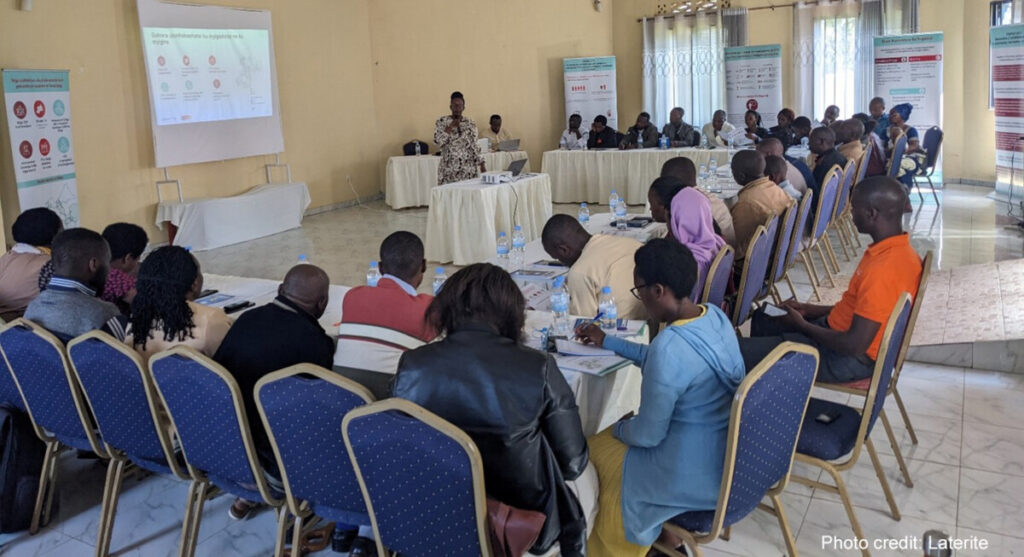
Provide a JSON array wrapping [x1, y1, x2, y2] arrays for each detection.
[[813, 15, 859, 121], [992, 0, 1014, 27]]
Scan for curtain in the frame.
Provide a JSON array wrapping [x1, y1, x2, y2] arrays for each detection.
[[792, 1, 863, 121], [642, 13, 726, 131], [883, 0, 919, 34], [722, 8, 749, 48], [856, 0, 884, 113]]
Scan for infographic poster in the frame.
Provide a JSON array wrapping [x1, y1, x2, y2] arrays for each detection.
[[991, 24, 1024, 192], [563, 56, 618, 132], [724, 44, 783, 129], [873, 33, 944, 135], [2, 69, 79, 227]]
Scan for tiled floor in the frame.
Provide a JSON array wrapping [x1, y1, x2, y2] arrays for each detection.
[[3, 184, 1023, 556]]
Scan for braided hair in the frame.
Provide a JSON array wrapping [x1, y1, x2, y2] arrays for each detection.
[[129, 246, 198, 350]]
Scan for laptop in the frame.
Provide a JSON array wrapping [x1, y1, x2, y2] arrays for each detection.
[[506, 158, 528, 177], [497, 139, 521, 152]]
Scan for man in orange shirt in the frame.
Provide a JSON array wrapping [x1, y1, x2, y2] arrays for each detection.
[[738, 176, 922, 382]]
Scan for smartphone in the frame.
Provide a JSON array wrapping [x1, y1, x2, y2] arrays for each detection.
[[815, 412, 839, 424], [196, 289, 218, 299], [223, 301, 254, 314], [762, 303, 788, 318]]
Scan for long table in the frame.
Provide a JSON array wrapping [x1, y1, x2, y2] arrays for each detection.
[[202, 273, 643, 436], [384, 150, 530, 209], [425, 173, 552, 266], [541, 147, 737, 205]]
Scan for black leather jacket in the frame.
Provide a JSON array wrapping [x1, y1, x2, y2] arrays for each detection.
[[392, 324, 590, 556]]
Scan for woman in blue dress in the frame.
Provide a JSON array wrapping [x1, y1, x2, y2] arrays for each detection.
[[576, 238, 746, 556], [888, 103, 929, 191]]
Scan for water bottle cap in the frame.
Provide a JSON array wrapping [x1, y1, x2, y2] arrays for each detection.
[[553, 276, 565, 288], [514, 225, 522, 231], [369, 261, 378, 268], [184, 245, 192, 252], [611, 189, 617, 194], [601, 286, 612, 294], [499, 231, 506, 237], [435, 267, 445, 275], [298, 254, 307, 261], [580, 202, 587, 207]]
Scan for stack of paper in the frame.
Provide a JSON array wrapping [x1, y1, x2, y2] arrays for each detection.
[[553, 339, 629, 376]]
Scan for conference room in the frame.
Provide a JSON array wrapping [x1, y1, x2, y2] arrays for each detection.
[[0, 0, 1022, 556]]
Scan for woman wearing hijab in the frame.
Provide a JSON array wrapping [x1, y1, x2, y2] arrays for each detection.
[[575, 239, 745, 557], [887, 103, 928, 190], [669, 185, 727, 300]]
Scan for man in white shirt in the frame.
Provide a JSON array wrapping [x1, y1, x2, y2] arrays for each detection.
[[702, 109, 736, 147], [560, 114, 590, 150]]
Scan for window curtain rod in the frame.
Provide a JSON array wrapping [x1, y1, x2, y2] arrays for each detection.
[[637, 0, 838, 21]]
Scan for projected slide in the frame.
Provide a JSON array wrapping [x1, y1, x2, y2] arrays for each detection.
[[141, 27, 273, 126]]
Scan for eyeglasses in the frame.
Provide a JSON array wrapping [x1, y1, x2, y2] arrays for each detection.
[[630, 283, 653, 300]]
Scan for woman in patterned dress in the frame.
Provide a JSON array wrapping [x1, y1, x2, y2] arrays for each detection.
[[434, 91, 485, 185]]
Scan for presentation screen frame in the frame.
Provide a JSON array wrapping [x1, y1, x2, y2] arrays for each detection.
[[137, 0, 285, 168]]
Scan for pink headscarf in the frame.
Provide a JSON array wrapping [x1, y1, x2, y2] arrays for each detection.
[[670, 188, 726, 297]]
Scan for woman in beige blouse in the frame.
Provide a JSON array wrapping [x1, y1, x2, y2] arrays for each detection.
[[125, 246, 231, 362], [434, 91, 485, 185]]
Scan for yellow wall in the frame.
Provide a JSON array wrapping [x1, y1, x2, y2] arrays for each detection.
[[611, 0, 993, 183], [0, 0, 613, 243]]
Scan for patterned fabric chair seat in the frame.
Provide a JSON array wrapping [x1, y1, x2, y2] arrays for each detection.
[[795, 399, 862, 461]]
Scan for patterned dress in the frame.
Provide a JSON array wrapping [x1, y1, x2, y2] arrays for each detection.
[[434, 115, 483, 185]]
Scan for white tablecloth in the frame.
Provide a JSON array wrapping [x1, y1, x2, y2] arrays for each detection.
[[385, 151, 530, 209], [541, 147, 738, 204], [156, 183, 311, 252], [425, 173, 552, 265], [202, 273, 642, 436]]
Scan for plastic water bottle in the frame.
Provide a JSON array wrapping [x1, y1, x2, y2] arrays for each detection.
[[578, 203, 590, 224], [496, 231, 510, 269], [511, 225, 526, 269], [559, 136, 568, 150], [709, 157, 718, 177], [297, 254, 310, 264], [801, 136, 809, 149], [701, 133, 709, 149], [608, 189, 620, 215], [659, 134, 669, 150], [414, 140, 421, 156], [615, 200, 628, 230], [366, 261, 381, 287], [432, 267, 447, 295], [598, 286, 618, 329], [550, 276, 571, 336], [698, 163, 708, 190]]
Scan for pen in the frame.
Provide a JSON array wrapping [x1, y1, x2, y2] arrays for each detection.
[[576, 311, 604, 332]]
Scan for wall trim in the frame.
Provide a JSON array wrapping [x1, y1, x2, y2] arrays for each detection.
[[304, 193, 384, 216]]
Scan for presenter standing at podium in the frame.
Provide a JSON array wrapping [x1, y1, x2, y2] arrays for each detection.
[[435, 91, 486, 185]]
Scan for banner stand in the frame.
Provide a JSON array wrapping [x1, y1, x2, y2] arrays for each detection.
[[563, 57, 618, 133], [724, 45, 783, 130]]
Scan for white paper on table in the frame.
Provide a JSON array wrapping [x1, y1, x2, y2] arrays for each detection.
[[520, 282, 552, 311], [556, 338, 616, 357], [553, 354, 629, 376], [725, 127, 751, 145]]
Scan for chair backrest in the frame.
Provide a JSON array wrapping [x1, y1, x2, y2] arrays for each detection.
[[922, 126, 943, 170], [856, 293, 913, 443], [0, 326, 26, 411], [893, 250, 933, 385], [706, 343, 819, 535], [343, 399, 491, 557], [809, 166, 841, 244], [785, 191, 814, 271], [691, 129, 702, 146], [732, 225, 772, 326], [0, 319, 106, 455], [149, 346, 281, 506], [402, 141, 428, 156], [855, 142, 871, 185], [763, 203, 799, 298], [67, 331, 185, 477], [887, 134, 908, 178], [256, 365, 374, 524], [701, 245, 734, 309], [832, 159, 857, 220]]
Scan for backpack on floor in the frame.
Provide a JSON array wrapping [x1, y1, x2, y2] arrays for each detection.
[[0, 405, 46, 533]]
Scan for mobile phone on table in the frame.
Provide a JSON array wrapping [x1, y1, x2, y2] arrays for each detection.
[[223, 301, 254, 314], [196, 289, 218, 299]]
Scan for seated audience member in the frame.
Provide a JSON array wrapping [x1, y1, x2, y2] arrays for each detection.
[[661, 157, 736, 246], [738, 110, 769, 145], [561, 113, 590, 150], [647, 175, 684, 226], [738, 177, 922, 382], [662, 107, 696, 147], [869, 96, 890, 141], [575, 239, 744, 557], [809, 126, 848, 206], [621, 112, 658, 149], [393, 264, 594, 556], [213, 264, 350, 529], [729, 150, 795, 261], [334, 231, 436, 399], [125, 246, 231, 362], [888, 103, 928, 191], [756, 137, 812, 197], [766, 155, 802, 201], [0, 208, 62, 321], [587, 115, 619, 149], [702, 109, 735, 147], [481, 114, 513, 150], [769, 108, 797, 147], [24, 228, 120, 342], [669, 186, 727, 298], [792, 116, 813, 144], [821, 104, 840, 127], [838, 119, 866, 165], [863, 117, 888, 177], [100, 223, 148, 314], [542, 215, 645, 319]]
